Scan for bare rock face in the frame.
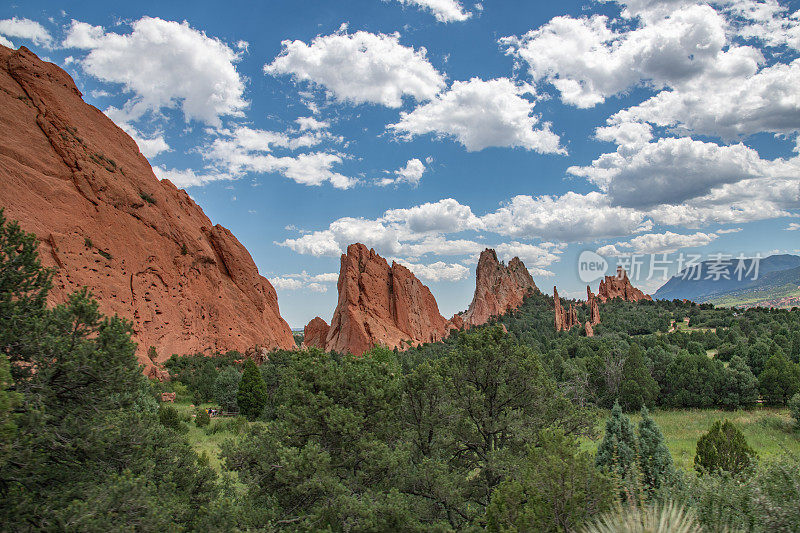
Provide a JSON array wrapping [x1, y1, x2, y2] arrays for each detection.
[[598, 266, 653, 303], [553, 286, 570, 331], [585, 321, 594, 337], [554, 287, 579, 332], [461, 249, 538, 328], [566, 303, 579, 330], [325, 243, 452, 356], [302, 317, 329, 350], [0, 46, 295, 375], [587, 286, 601, 326], [449, 313, 464, 331], [554, 286, 565, 331]]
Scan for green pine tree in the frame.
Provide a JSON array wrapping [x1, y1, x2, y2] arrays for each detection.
[[214, 366, 241, 412], [618, 345, 659, 411], [637, 406, 675, 497], [486, 429, 613, 532], [720, 356, 759, 409], [790, 393, 800, 427], [596, 402, 639, 485], [237, 359, 268, 420], [759, 351, 800, 405], [694, 420, 756, 475], [0, 352, 19, 474], [0, 208, 52, 380]]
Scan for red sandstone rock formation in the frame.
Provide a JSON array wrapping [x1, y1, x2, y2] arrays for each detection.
[[325, 243, 453, 356], [585, 321, 594, 337], [449, 313, 464, 331], [598, 267, 652, 303], [0, 46, 295, 375], [461, 249, 538, 328], [566, 304, 578, 330], [554, 287, 564, 331], [587, 286, 601, 326], [302, 317, 329, 350], [554, 287, 581, 332]]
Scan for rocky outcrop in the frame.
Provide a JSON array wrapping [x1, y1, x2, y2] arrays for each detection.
[[554, 288, 580, 333], [461, 249, 538, 328], [566, 303, 579, 330], [554, 287, 579, 332], [598, 267, 652, 303], [585, 286, 601, 337], [302, 317, 329, 350], [554, 287, 564, 331], [0, 45, 295, 375], [325, 243, 453, 356], [587, 286, 601, 325]]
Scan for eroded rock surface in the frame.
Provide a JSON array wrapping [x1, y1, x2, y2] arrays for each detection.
[[461, 249, 538, 328], [325, 243, 453, 356], [302, 317, 329, 350], [0, 45, 295, 374], [598, 267, 653, 302]]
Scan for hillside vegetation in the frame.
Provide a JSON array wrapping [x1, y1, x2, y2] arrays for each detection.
[[2, 211, 799, 531]]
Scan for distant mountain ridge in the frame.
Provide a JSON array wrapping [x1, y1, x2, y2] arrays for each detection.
[[654, 254, 800, 308]]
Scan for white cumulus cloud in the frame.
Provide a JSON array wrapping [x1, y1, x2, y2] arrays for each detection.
[[265, 28, 445, 108], [390, 77, 564, 153], [153, 166, 232, 188], [203, 126, 356, 189], [268, 271, 339, 293], [64, 17, 246, 126], [395, 0, 472, 22], [481, 191, 652, 242], [0, 17, 52, 47], [494, 241, 566, 268], [569, 137, 800, 209], [379, 158, 427, 186], [396, 260, 470, 282], [598, 231, 718, 255], [501, 5, 760, 108], [608, 58, 800, 140], [383, 198, 483, 234]]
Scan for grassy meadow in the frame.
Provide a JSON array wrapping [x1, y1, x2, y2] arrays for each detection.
[[172, 398, 800, 474], [173, 400, 243, 472], [587, 407, 799, 471]]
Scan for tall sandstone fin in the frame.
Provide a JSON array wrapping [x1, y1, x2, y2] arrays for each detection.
[[0, 45, 295, 376], [461, 248, 538, 328], [324, 243, 454, 356]]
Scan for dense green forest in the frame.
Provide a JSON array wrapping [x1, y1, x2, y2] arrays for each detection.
[[2, 210, 800, 531]]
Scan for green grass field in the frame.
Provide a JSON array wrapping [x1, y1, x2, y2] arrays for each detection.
[[587, 407, 800, 471], [172, 400, 240, 472], [171, 399, 799, 474]]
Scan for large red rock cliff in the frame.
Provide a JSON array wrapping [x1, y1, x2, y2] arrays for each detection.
[[324, 243, 454, 356], [0, 46, 295, 375], [598, 266, 653, 303], [461, 249, 538, 328]]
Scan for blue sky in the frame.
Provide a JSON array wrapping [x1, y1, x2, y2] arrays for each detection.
[[2, 0, 800, 328]]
